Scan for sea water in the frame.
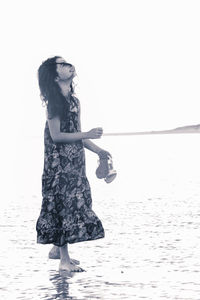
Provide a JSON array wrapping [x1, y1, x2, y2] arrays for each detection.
[[1, 134, 200, 299]]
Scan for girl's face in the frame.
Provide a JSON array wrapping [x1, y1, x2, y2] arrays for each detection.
[[55, 57, 76, 81]]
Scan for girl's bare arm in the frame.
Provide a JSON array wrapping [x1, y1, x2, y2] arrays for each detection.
[[83, 139, 103, 154], [47, 114, 102, 143]]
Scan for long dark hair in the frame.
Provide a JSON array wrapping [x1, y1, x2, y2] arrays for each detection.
[[38, 56, 75, 119]]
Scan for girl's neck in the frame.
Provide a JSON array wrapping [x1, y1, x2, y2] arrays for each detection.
[[58, 80, 72, 98]]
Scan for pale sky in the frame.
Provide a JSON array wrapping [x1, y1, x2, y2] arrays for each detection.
[[1, 0, 200, 193], [1, 0, 200, 138]]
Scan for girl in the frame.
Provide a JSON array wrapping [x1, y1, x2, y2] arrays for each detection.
[[36, 56, 111, 272]]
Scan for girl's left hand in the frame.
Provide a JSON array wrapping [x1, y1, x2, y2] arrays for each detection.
[[97, 150, 112, 159]]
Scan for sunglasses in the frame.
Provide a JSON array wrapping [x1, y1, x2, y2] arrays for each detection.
[[55, 62, 72, 67]]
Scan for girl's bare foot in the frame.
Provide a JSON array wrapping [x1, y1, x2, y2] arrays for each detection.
[[59, 260, 85, 272], [49, 246, 80, 264], [58, 243, 85, 272]]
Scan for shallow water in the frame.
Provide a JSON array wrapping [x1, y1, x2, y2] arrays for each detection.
[[2, 135, 200, 299]]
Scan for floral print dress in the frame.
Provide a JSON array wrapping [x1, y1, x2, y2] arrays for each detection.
[[36, 95, 105, 247]]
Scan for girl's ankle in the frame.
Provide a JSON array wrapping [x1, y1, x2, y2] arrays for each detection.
[[60, 257, 70, 263]]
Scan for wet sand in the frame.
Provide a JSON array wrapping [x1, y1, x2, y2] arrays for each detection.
[[2, 134, 200, 299]]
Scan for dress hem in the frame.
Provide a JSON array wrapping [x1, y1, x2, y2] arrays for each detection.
[[36, 233, 105, 247]]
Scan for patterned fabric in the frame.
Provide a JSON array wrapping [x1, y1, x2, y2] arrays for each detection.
[[36, 94, 105, 247]]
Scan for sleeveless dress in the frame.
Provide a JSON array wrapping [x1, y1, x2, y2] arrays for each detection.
[[36, 95, 105, 247]]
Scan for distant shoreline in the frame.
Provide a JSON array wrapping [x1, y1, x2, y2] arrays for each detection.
[[103, 124, 200, 136]]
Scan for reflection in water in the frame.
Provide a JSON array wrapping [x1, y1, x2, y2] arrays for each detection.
[[49, 271, 74, 300]]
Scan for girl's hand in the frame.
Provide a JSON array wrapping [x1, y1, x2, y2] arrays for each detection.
[[97, 149, 112, 159], [87, 127, 103, 139]]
